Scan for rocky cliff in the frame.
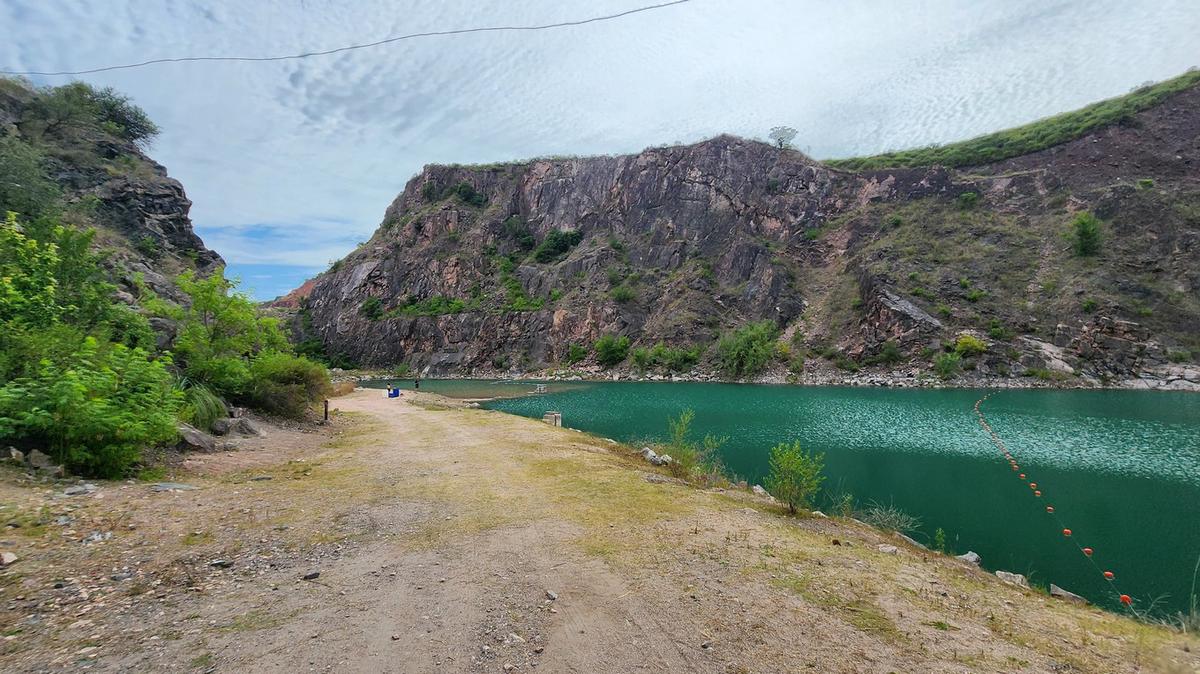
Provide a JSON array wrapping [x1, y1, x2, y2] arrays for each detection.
[[293, 74, 1200, 389], [0, 78, 222, 303]]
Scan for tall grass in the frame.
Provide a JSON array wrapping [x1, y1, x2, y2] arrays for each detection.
[[179, 380, 226, 431]]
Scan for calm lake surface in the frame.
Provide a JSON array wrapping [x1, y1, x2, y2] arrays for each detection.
[[374, 379, 1200, 615]]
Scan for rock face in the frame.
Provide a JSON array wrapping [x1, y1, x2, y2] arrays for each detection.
[[293, 81, 1200, 381], [0, 80, 223, 304]]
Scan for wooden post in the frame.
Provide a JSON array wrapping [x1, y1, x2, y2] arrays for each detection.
[[323, 399, 329, 422]]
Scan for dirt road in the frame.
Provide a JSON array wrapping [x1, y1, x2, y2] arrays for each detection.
[[1, 390, 1196, 672]]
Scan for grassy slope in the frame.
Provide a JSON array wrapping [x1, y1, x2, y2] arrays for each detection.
[[826, 69, 1200, 171]]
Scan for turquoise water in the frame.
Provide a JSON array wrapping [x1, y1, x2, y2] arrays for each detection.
[[377, 379, 1200, 615]]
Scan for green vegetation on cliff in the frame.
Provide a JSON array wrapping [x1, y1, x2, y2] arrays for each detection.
[[827, 69, 1200, 170]]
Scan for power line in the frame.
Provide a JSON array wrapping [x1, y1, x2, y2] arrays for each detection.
[[1, 0, 694, 76]]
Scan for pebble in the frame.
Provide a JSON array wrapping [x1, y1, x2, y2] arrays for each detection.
[[208, 559, 232, 568], [544, 590, 557, 601], [302, 571, 321, 581]]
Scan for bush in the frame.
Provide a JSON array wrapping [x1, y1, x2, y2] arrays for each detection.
[[664, 409, 724, 481], [532, 229, 583, 263], [0, 337, 180, 477], [764, 440, 825, 514], [502, 215, 536, 250], [594, 334, 630, 368], [957, 191, 979, 209], [0, 137, 61, 219], [1167, 350, 1193, 363], [860, 500, 922, 533], [180, 381, 226, 431], [865, 340, 903, 366], [360, 296, 384, 319], [717, 321, 779, 378], [565, 343, 588, 365], [1071, 212, 1102, 257], [933, 352, 962, 378], [1081, 298, 1098, 313], [954, 334, 987, 357], [245, 351, 331, 419], [610, 285, 636, 303]]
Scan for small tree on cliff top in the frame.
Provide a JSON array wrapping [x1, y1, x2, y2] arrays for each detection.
[[769, 126, 798, 150], [765, 440, 825, 515]]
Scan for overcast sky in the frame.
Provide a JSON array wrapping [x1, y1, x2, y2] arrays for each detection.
[[3, 0, 1198, 299]]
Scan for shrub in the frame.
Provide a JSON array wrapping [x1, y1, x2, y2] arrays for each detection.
[[933, 528, 947, 553], [717, 321, 779, 378], [954, 334, 987, 357], [502, 215, 536, 250], [631, 342, 701, 372], [565, 343, 588, 365], [933, 352, 962, 378], [0, 137, 61, 219], [532, 229, 583, 263], [860, 500, 922, 533], [631, 347, 652, 369], [965, 288, 986, 303], [1167, 350, 1193, 363], [1071, 212, 1102, 256], [245, 351, 331, 419], [865, 340, 903, 366], [360, 296, 384, 319], [987, 319, 1013, 341], [764, 440, 825, 514], [957, 191, 979, 209], [0, 337, 180, 477], [1081, 298, 1098, 313], [1136, 178, 1155, 190], [664, 409, 725, 481], [610, 285, 636, 303], [885, 214, 903, 228], [594, 334, 630, 368]]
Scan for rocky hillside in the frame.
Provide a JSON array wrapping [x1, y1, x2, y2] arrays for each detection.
[[293, 72, 1200, 389], [0, 77, 222, 303]]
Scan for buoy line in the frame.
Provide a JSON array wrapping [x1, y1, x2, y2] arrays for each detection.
[[974, 393, 1134, 609]]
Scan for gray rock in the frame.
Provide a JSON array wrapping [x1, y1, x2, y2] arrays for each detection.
[[0, 551, 17, 567], [27, 449, 58, 471], [150, 482, 198, 492], [877, 544, 899, 555], [810, 510, 828, 518], [54, 516, 73, 526], [210, 418, 234, 436], [956, 551, 981, 566], [302, 571, 321, 581], [995, 570, 1029, 588], [640, 447, 658, 463], [1049, 584, 1087, 604], [209, 559, 233, 568], [63, 483, 97, 496], [751, 485, 769, 497], [82, 531, 112, 544], [109, 572, 133, 581], [176, 423, 216, 452], [898, 533, 927, 550], [7, 447, 24, 463], [545, 590, 558, 601]]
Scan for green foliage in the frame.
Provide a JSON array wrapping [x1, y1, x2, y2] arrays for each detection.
[[532, 229, 583, 263], [965, 288, 986, 303], [180, 381, 226, 432], [933, 352, 962, 378], [664, 409, 725, 481], [24, 80, 160, 148], [500, 271, 544, 311], [987, 319, 1013, 341], [1167, 350, 1193, 363], [564, 343, 588, 365], [957, 192, 979, 209], [594, 334, 630, 368], [502, 215, 536, 250], [764, 440, 825, 514], [885, 214, 903, 228], [610, 285, 636, 303], [0, 137, 61, 219], [423, 180, 486, 207], [828, 70, 1200, 170], [1136, 178, 1155, 190], [860, 500, 922, 533], [360, 296, 383, 319], [631, 342, 701, 372], [0, 337, 180, 477], [717, 321, 779, 378], [244, 351, 332, 419], [1081, 298, 1098, 313], [954, 334, 987, 357], [1070, 211, 1102, 257], [864, 340, 904, 366], [385, 295, 469, 317], [933, 527, 947, 553]]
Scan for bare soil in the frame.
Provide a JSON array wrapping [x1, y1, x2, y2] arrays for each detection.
[[1, 390, 1197, 673]]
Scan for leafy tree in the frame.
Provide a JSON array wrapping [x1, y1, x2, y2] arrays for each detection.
[[0, 137, 61, 219], [765, 440, 825, 514], [594, 334, 630, 367], [717, 321, 779, 378], [24, 81, 159, 148], [1071, 212, 1102, 256], [768, 126, 798, 150]]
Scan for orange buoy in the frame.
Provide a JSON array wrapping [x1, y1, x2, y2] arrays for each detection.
[[1104, 571, 1114, 580], [1029, 482, 1037, 489], [1062, 528, 1072, 537], [1083, 547, 1093, 556], [1034, 490, 1042, 497], [1046, 506, 1055, 513], [1019, 473, 1026, 479], [1120, 594, 1132, 605]]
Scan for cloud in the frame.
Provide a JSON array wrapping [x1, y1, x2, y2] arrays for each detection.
[[3, 0, 1199, 299]]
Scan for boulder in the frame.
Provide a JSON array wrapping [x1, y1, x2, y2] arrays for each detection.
[[640, 447, 659, 463], [6, 447, 23, 463], [176, 424, 216, 453], [210, 418, 234, 436], [956, 551, 981, 566], [655, 454, 673, 466], [877, 544, 899, 555], [1049, 584, 1087, 605], [27, 449, 64, 476], [0, 551, 17, 567], [995, 570, 1029, 588]]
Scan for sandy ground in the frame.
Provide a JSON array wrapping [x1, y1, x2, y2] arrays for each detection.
[[1, 389, 1197, 673]]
